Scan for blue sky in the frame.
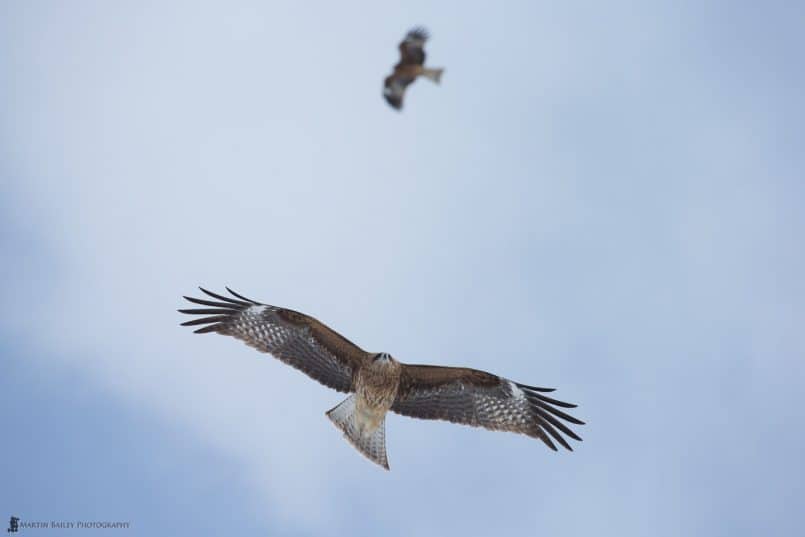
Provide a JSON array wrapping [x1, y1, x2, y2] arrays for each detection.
[[2, 1, 804, 535]]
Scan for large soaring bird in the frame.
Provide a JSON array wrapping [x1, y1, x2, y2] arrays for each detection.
[[179, 288, 584, 470], [383, 27, 444, 110]]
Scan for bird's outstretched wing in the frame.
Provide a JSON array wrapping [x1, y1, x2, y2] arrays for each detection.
[[397, 27, 429, 66], [179, 288, 368, 393], [392, 364, 584, 450], [383, 75, 410, 110]]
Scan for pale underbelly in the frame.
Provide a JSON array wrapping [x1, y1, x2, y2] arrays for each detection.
[[354, 397, 389, 437]]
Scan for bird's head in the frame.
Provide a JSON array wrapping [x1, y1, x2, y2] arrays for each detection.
[[372, 352, 394, 363]]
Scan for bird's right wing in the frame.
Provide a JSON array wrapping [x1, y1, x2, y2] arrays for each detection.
[[179, 288, 368, 393], [397, 27, 429, 66]]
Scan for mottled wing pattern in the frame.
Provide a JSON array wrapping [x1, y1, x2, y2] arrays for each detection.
[[383, 75, 409, 110], [179, 288, 368, 393], [392, 364, 584, 451], [397, 27, 429, 66]]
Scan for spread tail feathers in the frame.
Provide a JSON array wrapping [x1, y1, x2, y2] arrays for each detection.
[[421, 67, 444, 84], [326, 396, 389, 470]]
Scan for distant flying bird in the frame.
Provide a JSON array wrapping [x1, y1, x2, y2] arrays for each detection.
[[179, 288, 584, 470], [383, 27, 444, 110]]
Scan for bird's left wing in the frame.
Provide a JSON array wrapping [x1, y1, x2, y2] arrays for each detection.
[[392, 364, 584, 451], [179, 288, 368, 393], [383, 75, 409, 110]]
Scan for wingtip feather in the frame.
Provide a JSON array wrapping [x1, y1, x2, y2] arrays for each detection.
[[225, 287, 260, 305], [540, 434, 558, 451], [517, 383, 556, 393], [193, 324, 223, 334]]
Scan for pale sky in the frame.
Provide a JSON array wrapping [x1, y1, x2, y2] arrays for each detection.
[[2, 1, 804, 535]]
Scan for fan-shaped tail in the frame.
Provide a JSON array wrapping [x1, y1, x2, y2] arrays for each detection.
[[326, 396, 389, 470], [421, 67, 444, 84]]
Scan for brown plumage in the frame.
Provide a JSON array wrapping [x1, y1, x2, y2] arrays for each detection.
[[383, 27, 444, 110], [179, 288, 584, 469]]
